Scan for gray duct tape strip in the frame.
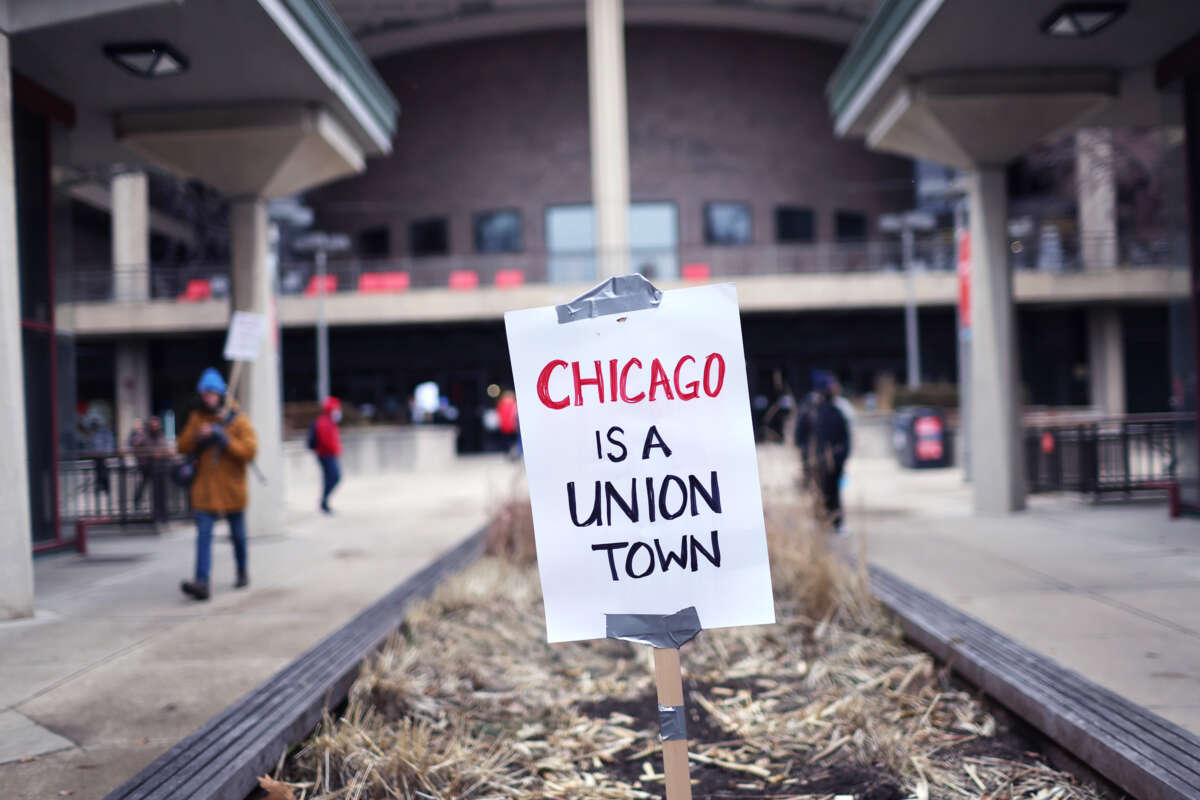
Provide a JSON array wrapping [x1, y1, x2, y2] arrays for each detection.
[[555, 274, 663, 323], [605, 606, 702, 649], [658, 704, 687, 741]]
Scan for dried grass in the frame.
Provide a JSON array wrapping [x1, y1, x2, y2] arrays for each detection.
[[278, 494, 1106, 800], [483, 497, 537, 566]]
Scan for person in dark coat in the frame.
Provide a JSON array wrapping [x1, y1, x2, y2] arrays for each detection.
[[795, 371, 851, 530]]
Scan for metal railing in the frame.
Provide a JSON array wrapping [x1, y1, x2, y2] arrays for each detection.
[[64, 232, 1182, 305], [1007, 231, 1175, 272], [60, 451, 192, 526], [1024, 415, 1184, 498], [273, 241, 948, 295], [67, 263, 230, 303]]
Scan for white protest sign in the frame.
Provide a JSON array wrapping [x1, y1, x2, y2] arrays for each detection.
[[505, 282, 775, 643], [223, 311, 267, 362]]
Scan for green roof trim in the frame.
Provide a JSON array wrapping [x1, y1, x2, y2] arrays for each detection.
[[825, 0, 925, 124], [279, 0, 399, 142]]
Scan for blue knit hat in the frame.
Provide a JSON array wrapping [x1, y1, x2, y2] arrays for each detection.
[[196, 368, 227, 395], [811, 368, 834, 392]]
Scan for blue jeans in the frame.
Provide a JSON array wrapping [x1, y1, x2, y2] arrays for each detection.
[[194, 510, 247, 584], [319, 456, 341, 509]]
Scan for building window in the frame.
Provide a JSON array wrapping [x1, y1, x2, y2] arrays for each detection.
[[357, 226, 390, 258], [629, 201, 679, 280], [473, 209, 522, 253], [409, 217, 448, 256], [834, 210, 868, 243], [546, 204, 596, 284], [775, 206, 815, 243], [704, 202, 752, 245]]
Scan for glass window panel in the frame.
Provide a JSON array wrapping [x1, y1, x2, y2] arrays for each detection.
[[546, 205, 594, 253], [474, 209, 522, 253], [547, 203, 680, 281], [775, 206, 815, 243], [409, 217, 448, 256], [704, 202, 752, 245], [15, 104, 50, 323], [834, 210, 869, 243], [546, 205, 595, 283], [630, 202, 678, 280], [357, 226, 390, 258], [629, 202, 677, 248]]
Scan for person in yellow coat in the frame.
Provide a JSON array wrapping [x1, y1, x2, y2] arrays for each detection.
[[177, 368, 258, 601]]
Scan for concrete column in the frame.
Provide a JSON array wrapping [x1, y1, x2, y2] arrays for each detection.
[[1088, 306, 1125, 416], [0, 33, 35, 619], [1076, 128, 1118, 270], [968, 167, 1026, 513], [115, 340, 151, 446], [111, 170, 149, 300], [230, 198, 283, 538], [586, 0, 630, 279]]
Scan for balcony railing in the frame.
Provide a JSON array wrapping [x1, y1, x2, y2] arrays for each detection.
[[1007, 231, 1175, 271], [63, 233, 1176, 305], [68, 263, 231, 303]]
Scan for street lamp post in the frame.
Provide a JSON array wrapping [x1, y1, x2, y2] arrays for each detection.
[[292, 231, 351, 403], [879, 211, 936, 389]]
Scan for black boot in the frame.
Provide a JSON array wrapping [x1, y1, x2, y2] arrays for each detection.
[[235, 572, 249, 589], [181, 580, 210, 601]]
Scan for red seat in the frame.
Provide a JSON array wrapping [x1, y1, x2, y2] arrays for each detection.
[[494, 269, 524, 288], [178, 279, 211, 302], [358, 271, 410, 293], [448, 270, 479, 290], [681, 263, 711, 281], [304, 275, 338, 296]]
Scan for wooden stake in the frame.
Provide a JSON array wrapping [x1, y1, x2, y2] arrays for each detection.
[[222, 361, 245, 414], [653, 647, 692, 800]]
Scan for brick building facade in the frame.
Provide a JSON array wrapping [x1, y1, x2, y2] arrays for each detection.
[[306, 27, 914, 267]]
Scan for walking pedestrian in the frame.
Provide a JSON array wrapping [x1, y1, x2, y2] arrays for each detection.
[[309, 396, 343, 514], [795, 371, 851, 531], [177, 368, 258, 601], [87, 414, 115, 507], [496, 389, 520, 458]]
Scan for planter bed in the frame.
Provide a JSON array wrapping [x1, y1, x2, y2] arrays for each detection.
[[268, 501, 1106, 800]]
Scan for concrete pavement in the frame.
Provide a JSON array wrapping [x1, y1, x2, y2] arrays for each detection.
[[0, 455, 519, 799], [822, 450, 1200, 736], [7, 444, 1198, 797]]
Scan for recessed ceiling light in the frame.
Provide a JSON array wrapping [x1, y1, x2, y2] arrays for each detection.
[[103, 42, 188, 78], [1041, 3, 1127, 38]]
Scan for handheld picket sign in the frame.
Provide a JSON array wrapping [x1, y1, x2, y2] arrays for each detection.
[[505, 275, 775, 800], [223, 311, 268, 363], [220, 311, 267, 412]]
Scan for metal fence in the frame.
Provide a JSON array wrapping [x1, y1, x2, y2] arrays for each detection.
[[1025, 416, 1182, 498], [65, 230, 1182, 306], [60, 452, 192, 526], [68, 263, 230, 303], [1007, 231, 1175, 272]]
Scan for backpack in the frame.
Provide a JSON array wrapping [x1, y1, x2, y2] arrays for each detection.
[[306, 420, 318, 451]]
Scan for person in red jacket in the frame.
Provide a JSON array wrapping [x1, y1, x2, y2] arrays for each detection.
[[495, 390, 520, 458], [311, 397, 343, 514]]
